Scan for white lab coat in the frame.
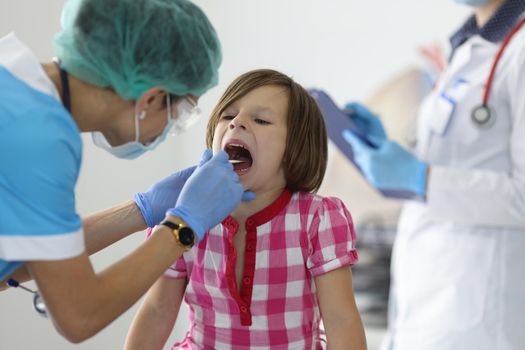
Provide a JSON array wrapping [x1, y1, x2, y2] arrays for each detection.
[[381, 26, 525, 350]]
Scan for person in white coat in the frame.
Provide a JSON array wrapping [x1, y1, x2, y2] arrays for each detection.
[[343, 0, 525, 348]]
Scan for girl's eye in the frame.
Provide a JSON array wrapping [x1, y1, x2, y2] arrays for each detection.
[[255, 118, 270, 125], [221, 114, 235, 120]]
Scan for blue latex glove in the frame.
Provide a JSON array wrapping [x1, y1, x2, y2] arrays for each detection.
[[344, 102, 387, 147], [343, 130, 429, 200], [166, 149, 255, 241], [134, 166, 196, 228]]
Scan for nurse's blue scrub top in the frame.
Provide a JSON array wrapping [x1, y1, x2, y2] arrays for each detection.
[[0, 33, 84, 280]]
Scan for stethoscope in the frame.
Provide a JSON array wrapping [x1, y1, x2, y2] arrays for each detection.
[[471, 17, 525, 128], [6, 278, 47, 317]]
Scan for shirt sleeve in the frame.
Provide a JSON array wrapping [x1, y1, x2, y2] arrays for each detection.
[[0, 100, 84, 261], [306, 197, 359, 277], [425, 40, 525, 228], [145, 227, 188, 279], [164, 256, 189, 279]]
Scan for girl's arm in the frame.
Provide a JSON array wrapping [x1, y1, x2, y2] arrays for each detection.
[[315, 267, 367, 350], [124, 276, 187, 350]]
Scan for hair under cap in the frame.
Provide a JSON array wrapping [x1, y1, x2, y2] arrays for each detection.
[[53, 0, 222, 100]]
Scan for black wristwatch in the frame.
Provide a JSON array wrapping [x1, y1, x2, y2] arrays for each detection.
[[161, 220, 195, 251]]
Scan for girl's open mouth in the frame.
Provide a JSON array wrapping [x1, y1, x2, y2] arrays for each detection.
[[225, 143, 253, 175]]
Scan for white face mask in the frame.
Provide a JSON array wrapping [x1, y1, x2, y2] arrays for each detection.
[[92, 94, 176, 160]]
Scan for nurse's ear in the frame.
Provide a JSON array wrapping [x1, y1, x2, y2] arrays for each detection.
[[135, 87, 165, 114]]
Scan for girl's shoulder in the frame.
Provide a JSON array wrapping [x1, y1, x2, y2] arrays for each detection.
[[289, 191, 350, 215], [291, 192, 358, 273], [286, 192, 354, 233]]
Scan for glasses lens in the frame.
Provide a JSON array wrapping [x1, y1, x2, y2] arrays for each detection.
[[33, 292, 48, 318], [172, 97, 202, 134]]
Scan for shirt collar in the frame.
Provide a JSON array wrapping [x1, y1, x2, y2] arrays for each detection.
[[248, 189, 292, 227], [0, 33, 61, 101], [222, 189, 293, 230], [450, 0, 525, 53]]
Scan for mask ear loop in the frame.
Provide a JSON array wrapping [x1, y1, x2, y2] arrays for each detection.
[[135, 107, 147, 143], [134, 92, 171, 145], [167, 93, 172, 122]]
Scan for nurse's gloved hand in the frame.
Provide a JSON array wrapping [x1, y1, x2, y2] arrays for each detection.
[[344, 102, 387, 146], [343, 130, 429, 200], [166, 149, 255, 241], [134, 166, 196, 228]]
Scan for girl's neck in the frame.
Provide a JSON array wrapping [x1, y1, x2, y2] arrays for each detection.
[[474, 0, 505, 27], [231, 186, 286, 224]]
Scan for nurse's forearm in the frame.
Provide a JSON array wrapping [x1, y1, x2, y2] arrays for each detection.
[[83, 200, 148, 254], [3, 201, 148, 288], [27, 218, 186, 343]]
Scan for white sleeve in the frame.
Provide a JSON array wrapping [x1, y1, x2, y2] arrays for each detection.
[[426, 45, 525, 229]]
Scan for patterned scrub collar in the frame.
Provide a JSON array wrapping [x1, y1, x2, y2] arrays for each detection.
[[449, 0, 525, 58]]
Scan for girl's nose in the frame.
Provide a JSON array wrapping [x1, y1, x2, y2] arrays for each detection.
[[228, 115, 247, 130]]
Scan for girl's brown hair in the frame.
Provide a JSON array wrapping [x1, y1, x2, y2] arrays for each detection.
[[206, 69, 327, 193]]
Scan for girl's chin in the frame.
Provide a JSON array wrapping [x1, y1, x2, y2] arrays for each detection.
[[238, 177, 251, 189]]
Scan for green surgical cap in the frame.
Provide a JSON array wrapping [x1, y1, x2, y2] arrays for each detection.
[[53, 0, 222, 100]]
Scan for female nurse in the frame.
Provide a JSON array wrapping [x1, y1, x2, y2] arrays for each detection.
[[0, 0, 253, 343]]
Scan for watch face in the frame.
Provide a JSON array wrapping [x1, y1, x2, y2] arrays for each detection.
[[178, 227, 195, 246]]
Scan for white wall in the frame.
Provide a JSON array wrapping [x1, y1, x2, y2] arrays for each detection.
[[0, 1, 469, 349]]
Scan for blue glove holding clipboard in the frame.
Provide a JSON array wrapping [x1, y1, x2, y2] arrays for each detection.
[[309, 89, 428, 201], [308, 89, 378, 158]]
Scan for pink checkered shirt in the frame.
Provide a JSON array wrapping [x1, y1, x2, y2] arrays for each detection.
[[165, 190, 358, 349]]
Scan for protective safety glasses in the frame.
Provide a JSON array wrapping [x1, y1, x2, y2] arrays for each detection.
[[7, 279, 47, 318], [170, 95, 202, 134]]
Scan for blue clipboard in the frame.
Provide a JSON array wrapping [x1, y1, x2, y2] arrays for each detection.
[[309, 88, 420, 200], [308, 89, 375, 163]]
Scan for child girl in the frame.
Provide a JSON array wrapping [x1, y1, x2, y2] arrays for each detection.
[[125, 69, 367, 350]]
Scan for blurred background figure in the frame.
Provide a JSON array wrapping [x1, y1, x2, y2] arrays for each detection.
[[342, 0, 525, 349]]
